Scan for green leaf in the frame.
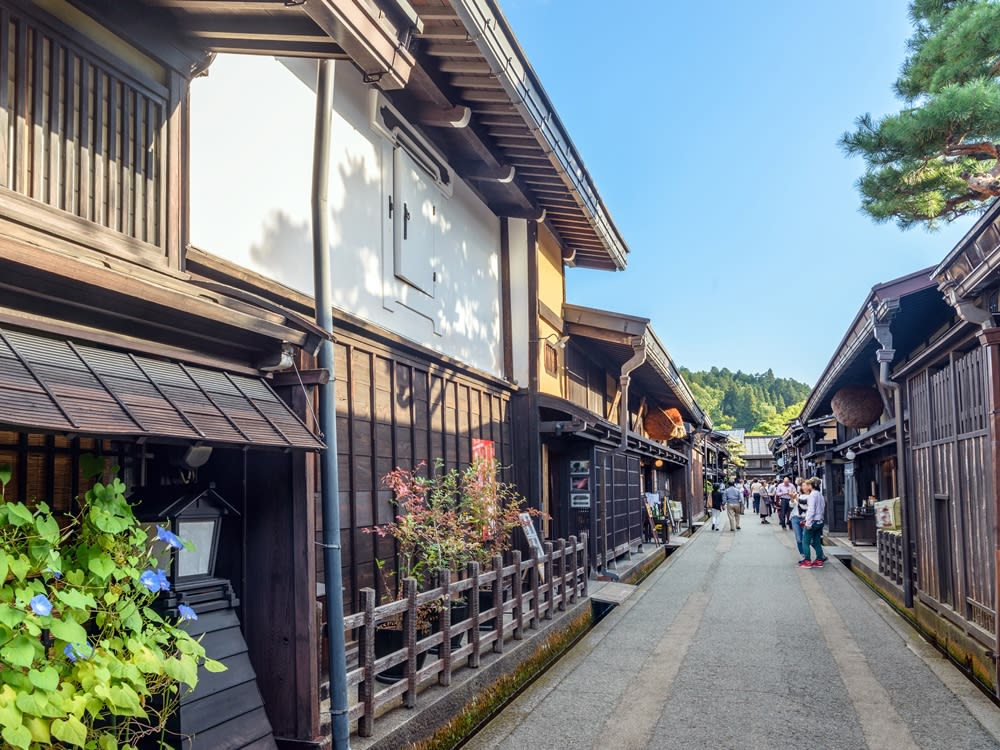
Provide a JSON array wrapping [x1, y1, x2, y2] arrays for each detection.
[[1, 722, 32, 750], [203, 658, 227, 673], [14, 689, 49, 716], [162, 654, 199, 688], [1, 635, 38, 668], [97, 732, 118, 750], [33, 514, 60, 545], [28, 666, 58, 693], [65, 569, 84, 587], [0, 462, 12, 488], [0, 548, 8, 583], [79, 454, 105, 480], [24, 716, 51, 745], [51, 715, 87, 748], [55, 588, 97, 610], [8, 555, 30, 582], [107, 684, 145, 717], [88, 555, 116, 581], [6, 502, 34, 527], [0, 603, 25, 629], [49, 615, 88, 646]]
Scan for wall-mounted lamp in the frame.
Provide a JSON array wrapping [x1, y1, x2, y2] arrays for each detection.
[[531, 333, 570, 349], [845, 449, 856, 461]]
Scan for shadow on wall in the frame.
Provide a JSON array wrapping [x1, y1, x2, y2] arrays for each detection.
[[250, 211, 313, 294]]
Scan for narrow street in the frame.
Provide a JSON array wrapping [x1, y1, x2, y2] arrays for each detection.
[[465, 521, 1000, 750]]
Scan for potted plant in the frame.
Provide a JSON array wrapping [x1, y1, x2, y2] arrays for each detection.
[[370, 457, 539, 672]]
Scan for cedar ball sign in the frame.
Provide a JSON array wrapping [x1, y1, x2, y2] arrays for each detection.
[[831, 385, 883, 428]]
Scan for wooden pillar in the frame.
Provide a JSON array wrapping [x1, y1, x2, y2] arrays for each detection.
[[977, 327, 1000, 697]]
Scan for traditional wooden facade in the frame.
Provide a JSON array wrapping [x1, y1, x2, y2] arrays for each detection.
[[795, 253, 1000, 695], [511, 299, 708, 572]]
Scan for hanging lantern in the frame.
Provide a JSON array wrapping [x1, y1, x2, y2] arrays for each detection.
[[831, 385, 883, 428]]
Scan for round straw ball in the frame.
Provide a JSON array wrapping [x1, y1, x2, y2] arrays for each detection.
[[831, 385, 883, 428]]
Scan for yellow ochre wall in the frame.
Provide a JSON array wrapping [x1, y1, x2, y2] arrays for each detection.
[[536, 225, 565, 397]]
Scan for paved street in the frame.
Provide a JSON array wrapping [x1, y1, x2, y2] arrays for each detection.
[[466, 518, 1000, 750]]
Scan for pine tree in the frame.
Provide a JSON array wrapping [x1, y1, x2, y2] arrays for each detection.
[[841, 0, 1000, 228]]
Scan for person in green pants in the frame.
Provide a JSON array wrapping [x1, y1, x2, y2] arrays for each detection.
[[798, 477, 827, 568]]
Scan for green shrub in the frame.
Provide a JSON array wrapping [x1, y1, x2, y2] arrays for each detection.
[[0, 458, 224, 749]]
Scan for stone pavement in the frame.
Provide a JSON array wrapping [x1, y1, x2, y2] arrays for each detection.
[[465, 514, 1000, 750]]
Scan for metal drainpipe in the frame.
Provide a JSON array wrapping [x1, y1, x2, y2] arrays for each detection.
[[619, 338, 646, 451], [873, 319, 911, 609], [312, 59, 351, 750]]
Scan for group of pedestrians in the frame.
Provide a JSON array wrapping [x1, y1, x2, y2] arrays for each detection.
[[706, 475, 827, 567]]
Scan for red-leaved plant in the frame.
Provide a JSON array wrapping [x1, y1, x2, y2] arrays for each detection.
[[369, 457, 540, 603]]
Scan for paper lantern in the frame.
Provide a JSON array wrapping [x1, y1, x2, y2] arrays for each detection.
[[831, 385, 883, 428]]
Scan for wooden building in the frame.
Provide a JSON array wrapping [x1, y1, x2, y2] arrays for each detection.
[[740, 434, 779, 481], [795, 251, 1000, 695], [513, 302, 708, 572]]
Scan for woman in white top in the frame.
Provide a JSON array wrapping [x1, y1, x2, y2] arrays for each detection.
[[790, 481, 810, 562]]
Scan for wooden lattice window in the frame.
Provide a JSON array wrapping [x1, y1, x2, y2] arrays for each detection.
[[543, 341, 558, 377], [0, 7, 166, 246], [0, 431, 131, 513]]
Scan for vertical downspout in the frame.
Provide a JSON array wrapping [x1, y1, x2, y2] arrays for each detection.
[[618, 338, 646, 451], [312, 59, 351, 750], [873, 314, 912, 608]]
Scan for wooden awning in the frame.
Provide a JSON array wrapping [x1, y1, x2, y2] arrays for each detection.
[[0, 327, 323, 451]]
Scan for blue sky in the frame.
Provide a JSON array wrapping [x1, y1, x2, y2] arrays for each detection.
[[500, 0, 975, 385]]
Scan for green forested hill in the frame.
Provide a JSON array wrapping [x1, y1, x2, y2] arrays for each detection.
[[680, 367, 810, 434]]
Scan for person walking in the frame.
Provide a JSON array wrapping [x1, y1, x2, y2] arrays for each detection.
[[774, 476, 797, 530], [790, 480, 809, 563], [723, 479, 743, 531], [799, 477, 828, 568], [766, 479, 777, 522], [709, 482, 725, 531], [750, 478, 764, 515]]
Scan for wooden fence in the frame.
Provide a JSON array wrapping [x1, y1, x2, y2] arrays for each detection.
[[344, 535, 588, 737]]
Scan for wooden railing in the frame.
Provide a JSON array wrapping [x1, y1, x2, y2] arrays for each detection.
[[344, 535, 588, 737]]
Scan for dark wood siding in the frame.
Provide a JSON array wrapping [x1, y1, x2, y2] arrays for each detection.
[[323, 327, 513, 616], [908, 345, 994, 634]]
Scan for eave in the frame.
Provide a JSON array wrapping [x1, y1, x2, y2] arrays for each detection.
[[562, 303, 707, 426], [405, 0, 629, 271], [933, 198, 1000, 304]]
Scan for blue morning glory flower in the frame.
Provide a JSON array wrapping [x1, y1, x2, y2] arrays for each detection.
[[139, 569, 161, 593], [29, 594, 52, 617], [63, 642, 93, 662], [156, 526, 184, 550], [156, 569, 170, 592], [178, 604, 197, 622], [43, 568, 62, 579]]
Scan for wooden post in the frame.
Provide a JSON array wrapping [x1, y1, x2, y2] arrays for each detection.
[[358, 588, 376, 738], [468, 561, 481, 668], [512, 550, 523, 640], [438, 569, 451, 687], [555, 539, 566, 612], [530, 549, 540, 629], [492, 554, 504, 653], [543, 542, 554, 620], [581, 533, 589, 598], [403, 577, 418, 708], [567, 535, 578, 605]]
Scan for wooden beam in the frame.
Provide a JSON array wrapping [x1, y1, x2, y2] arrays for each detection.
[[449, 75, 502, 89], [439, 59, 492, 74], [456, 162, 516, 183], [497, 205, 546, 221], [416, 103, 471, 128], [461, 90, 510, 103], [487, 126, 536, 139], [425, 41, 481, 57]]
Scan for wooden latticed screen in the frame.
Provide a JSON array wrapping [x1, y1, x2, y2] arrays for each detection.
[[0, 6, 165, 245], [908, 345, 995, 635]]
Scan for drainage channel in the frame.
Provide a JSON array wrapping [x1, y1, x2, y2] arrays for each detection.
[[840, 555, 1000, 709]]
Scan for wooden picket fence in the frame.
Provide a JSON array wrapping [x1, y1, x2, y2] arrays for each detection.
[[344, 534, 588, 737]]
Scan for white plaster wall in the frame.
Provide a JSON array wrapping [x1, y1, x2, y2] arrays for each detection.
[[507, 218, 530, 388], [189, 55, 503, 376]]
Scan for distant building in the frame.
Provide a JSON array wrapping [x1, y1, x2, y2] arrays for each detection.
[[722, 432, 780, 481]]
